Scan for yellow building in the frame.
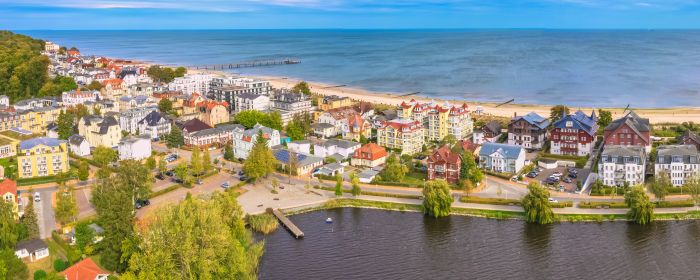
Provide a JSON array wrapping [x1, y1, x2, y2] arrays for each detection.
[[377, 119, 424, 155], [397, 99, 473, 142], [17, 138, 69, 179], [19, 107, 61, 134], [78, 115, 122, 148], [316, 95, 355, 111], [197, 100, 230, 127], [0, 134, 18, 158]]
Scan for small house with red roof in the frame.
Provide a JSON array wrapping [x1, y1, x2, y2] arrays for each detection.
[[61, 258, 110, 280], [0, 179, 18, 216], [427, 145, 462, 184], [351, 143, 388, 168]]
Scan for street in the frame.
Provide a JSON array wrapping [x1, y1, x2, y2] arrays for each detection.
[[33, 188, 57, 239]]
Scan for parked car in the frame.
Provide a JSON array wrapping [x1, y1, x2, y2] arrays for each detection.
[[155, 173, 165, 180], [568, 173, 578, 179], [552, 172, 563, 177], [562, 177, 572, 183], [239, 175, 248, 182], [221, 182, 231, 189], [238, 170, 245, 176], [33, 192, 41, 202], [135, 199, 150, 209], [526, 172, 538, 178], [165, 170, 174, 177], [196, 179, 203, 185], [548, 198, 558, 203]]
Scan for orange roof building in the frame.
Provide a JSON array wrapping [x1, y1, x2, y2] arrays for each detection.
[[61, 258, 109, 280], [0, 179, 17, 215], [351, 143, 387, 168]]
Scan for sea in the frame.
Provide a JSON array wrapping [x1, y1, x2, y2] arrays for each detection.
[[20, 29, 700, 108]]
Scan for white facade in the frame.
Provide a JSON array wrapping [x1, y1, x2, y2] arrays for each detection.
[[287, 141, 312, 155], [233, 125, 281, 159], [169, 74, 214, 95], [234, 94, 270, 113], [118, 136, 152, 160], [119, 107, 157, 135], [68, 135, 91, 157], [313, 139, 361, 159], [654, 145, 699, 186], [598, 145, 646, 187], [62, 90, 100, 106]]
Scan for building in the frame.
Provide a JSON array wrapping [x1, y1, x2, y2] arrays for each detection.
[[598, 145, 646, 187], [184, 124, 244, 148], [61, 258, 109, 280], [312, 123, 336, 139], [101, 78, 126, 99], [18, 106, 62, 134], [603, 111, 651, 152], [0, 179, 18, 216], [396, 99, 473, 141], [234, 93, 270, 113], [316, 95, 354, 111], [18, 138, 69, 178], [136, 111, 171, 140], [45, 41, 60, 52], [317, 107, 372, 141], [507, 112, 550, 150], [210, 77, 272, 111], [68, 135, 90, 156], [270, 91, 313, 124], [14, 239, 49, 262], [118, 136, 152, 160], [180, 118, 213, 136], [78, 115, 121, 148], [313, 139, 362, 159], [0, 112, 21, 132], [427, 145, 462, 184], [351, 143, 387, 168], [119, 107, 157, 135], [196, 100, 230, 126], [478, 142, 526, 174], [377, 118, 424, 155], [679, 130, 700, 152], [0, 134, 17, 159], [472, 120, 502, 144], [169, 73, 214, 95], [655, 145, 699, 186], [233, 124, 281, 159], [178, 93, 206, 119], [549, 110, 599, 156], [61, 89, 100, 106], [273, 149, 324, 176], [287, 140, 312, 155], [314, 162, 345, 177]]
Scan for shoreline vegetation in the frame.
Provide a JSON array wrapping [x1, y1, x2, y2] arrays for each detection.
[[283, 198, 700, 223]]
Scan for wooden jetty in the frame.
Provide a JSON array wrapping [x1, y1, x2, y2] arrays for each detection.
[[272, 209, 304, 239], [187, 58, 300, 70], [399, 91, 420, 97]]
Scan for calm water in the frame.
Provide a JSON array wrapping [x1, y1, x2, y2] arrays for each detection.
[[259, 208, 700, 279], [20, 30, 700, 107]]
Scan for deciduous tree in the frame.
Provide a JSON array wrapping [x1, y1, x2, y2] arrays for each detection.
[[522, 182, 554, 224], [334, 174, 343, 196], [77, 161, 89, 181], [291, 81, 312, 95], [649, 170, 671, 201], [74, 222, 95, 255], [56, 110, 75, 140], [550, 105, 570, 124], [243, 131, 276, 182], [54, 185, 78, 227], [0, 201, 18, 250], [20, 200, 39, 239], [625, 185, 654, 225], [380, 154, 407, 182], [92, 146, 117, 166], [597, 109, 613, 128], [422, 179, 453, 218], [90, 176, 135, 272], [350, 173, 361, 196]]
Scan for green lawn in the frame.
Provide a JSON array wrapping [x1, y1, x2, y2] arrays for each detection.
[[0, 157, 17, 179], [401, 171, 426, 185]]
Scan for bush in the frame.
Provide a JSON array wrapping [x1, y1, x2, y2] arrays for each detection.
[[482, 170, 513, 180], [53, 259, 69, 272], [247, 213, 279, 234], [550, 201, 574, 208], [34, 270, 47, 280], [578, 201, 628, 209], [460, 196, 521, 205], [655, 199, 695, 208]]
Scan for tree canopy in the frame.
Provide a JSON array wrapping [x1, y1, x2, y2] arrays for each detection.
[[158, 98, 173, 115], [0, 201, 19, 250], [649, 171, 671, 201], [549, 105, 570, 124], [54, 185, 78, 227], [625, 185, 654, 225], [243, 131, 277, 181], [146, 65, 186, 83], [234, 110, 283, 131], [166, 125, 185, 148], [20, 200, 39, 239], [459, 152, 483, 185], [422, 179, 454, 218], [0, 31, 49, 102], [92, 146, 118, 166], [291, 81, 312, 95], [522, 182, 554, 225], [380, 154, 407, 182], [90, 175, 136, 272], [597, 109, 613, 128], [285, 113, 313, 141]]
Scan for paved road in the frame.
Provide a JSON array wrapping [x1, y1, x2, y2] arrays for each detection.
[[33, 188, 57, 239]]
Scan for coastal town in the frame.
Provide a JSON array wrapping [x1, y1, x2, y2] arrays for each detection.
[[3, 33, 700, 278]]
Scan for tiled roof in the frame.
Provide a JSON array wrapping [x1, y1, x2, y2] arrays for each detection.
[[353, 143, 387, 160], [20, 137, 65, 150], [605, 111, 650, 134], [428, 145, 460, 165], [181, 118, 212, 133], [0, 179, 16, 198], [479, 143, 524, 160], [61, 258, 109, 280], [552, 110, 599, 136], [512, 112, 550, 129]]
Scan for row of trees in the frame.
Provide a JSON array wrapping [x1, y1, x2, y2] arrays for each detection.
[[146, 65, 186, 83], [234, 110, 283, 131]]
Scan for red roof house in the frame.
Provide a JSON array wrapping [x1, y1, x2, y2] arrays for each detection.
[[61, 258, 109, 280], [351, 143, 387, 168], [427, 145, 461, 184]]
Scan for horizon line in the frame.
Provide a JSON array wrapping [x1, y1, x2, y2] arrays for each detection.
[[13, 27, 700, 32]]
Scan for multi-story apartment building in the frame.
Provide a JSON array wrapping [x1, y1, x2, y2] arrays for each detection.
[[396, 99, 473, 142], [210, 77, 272, 111], [118, 135, 152, 161], [549, 110, 599, 156], [376, 118, 424, 155], [18, 107, 62, 134], [316, 95, 355, 111], [78, 115, 121, 148], [184, 124, 244, 148], [196, 100, 230, 127], [603, 111, 651, 153], [317, 107, 372, 141], [233, 124, 281, 159], [0, 112, 21, 132], [61, 90, 100, 107], [168, 74, 214, 95], [136, 111, 171, 140], [0, 134, 18, 159], [507, 112, 550, 150], [17, 138, 69, 179], [598, 145, 646, 187], [655, 145, 699, 186], [119, 107, 158, 135], [233, 93, 270, 113], [270, 91, 313, 124], [427, 145, 461, 184], [472, 120, 502, 144], [478, 142, 526, 174]]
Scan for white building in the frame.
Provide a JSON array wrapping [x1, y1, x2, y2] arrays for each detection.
[[234, 93, 270, 113], [287, 140, 312, 155], [169, 74, 214, 95], [270, 91, 313, 124], [233, 124, 280, 160], [45, 41, 60, 52], [313, 139, 361, 159], [0, 95, 9, 107], [68, 135, 90, 156], [118, 136, 152, 160], [15, 239, 49, 262], [119, 107, 158, 134], [598, 145, 646, 187], [136, 111, 171, 140], [210, 77, 272, 111], [478, 142, 526, 174], [61, 90, 100, 107], [655, 145, 699, 186]]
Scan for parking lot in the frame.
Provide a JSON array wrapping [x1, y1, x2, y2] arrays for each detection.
[[525, 166, 586, 193]]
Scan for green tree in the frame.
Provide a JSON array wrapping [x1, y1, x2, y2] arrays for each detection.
[[190, 146, 203, 177], [522, 182, 554, 225], [145, 156, 156, 170], [92, 106, 102, 116], [350, 173, 361, 196], [459, 152, 483, 185], [158, 98, 173, 114], [74, 222, 95, 255], [286, 121, 305, 141], [267, 111, 283, 131], [20, 200, 39, 239], [92, 146, 117, 166], [380, 154, 407, 182], [202, 148, 212, 173], [440, 135, 457, 147], [223, 143, 234, 161], [243, 131, 277, 182], [234, 110, 283, 130], [116, 160, 154, 201], [56, 110, 75, 140], [174, 162, 194, 187], [86, 80, 103, 91], [597, 109, 613, 128], [77, 161, 89, 181], [422, 179, 453, 218], [120, 192, 262, 279], [687, 175, 700, 208], [291, 81, 312, 95], [649, 170, 671, 201], [550, 105, 570, 124], [90, 176, 135, 272], [461, 179, 475, 197], [166, 126, 184, 148], [625, 185, 655, 225], [146, 65, 185, 83], [54, 185, 78, 227], [334, 174, 343, 196], [158, 156, 167, 174], [0, 248, 28, 280]]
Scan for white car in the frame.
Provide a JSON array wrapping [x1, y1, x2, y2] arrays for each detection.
[[548, 198, 558, 203], [33, 192, 41, 202]]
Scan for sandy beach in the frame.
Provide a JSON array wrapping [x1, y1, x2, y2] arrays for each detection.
[[257, 75, 700, 124]]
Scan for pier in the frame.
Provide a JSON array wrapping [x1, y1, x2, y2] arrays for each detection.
[[272, 209, 304, 238], [187, 58, 300, 70]]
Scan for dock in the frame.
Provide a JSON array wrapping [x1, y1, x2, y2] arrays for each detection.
[[187, 58, 300, 70], [272, 209, 304, 238]]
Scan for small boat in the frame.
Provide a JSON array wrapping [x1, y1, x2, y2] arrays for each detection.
[[325, 218, 333, 223]]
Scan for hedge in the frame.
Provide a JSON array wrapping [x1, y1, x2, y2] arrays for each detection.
[[482, 170, 513, 180], [550, 201, 574, 208], [17, 175, 76, 186], [315, 186, 422, 199], [460, 196, 521, 206], [147, 184, 180, 199], [655, 199, 695, 208], [579, 201, 628, 209]]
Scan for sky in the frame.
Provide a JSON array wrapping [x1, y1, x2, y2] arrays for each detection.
[[2, 0, 700, 30]]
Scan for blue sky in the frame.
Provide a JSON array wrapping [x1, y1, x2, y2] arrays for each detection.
[[3, 0, 700, 29]]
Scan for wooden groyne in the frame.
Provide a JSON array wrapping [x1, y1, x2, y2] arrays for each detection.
[[187, 58, 300, 70], [272, 209, 304, 238]]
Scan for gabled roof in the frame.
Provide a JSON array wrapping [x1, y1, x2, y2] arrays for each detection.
[[68, 134, 87, 146], [482, 120, 502, 134], [605, 111, 650, 134], [318, 139, 361, 149], [181, 118, 212, 133], [601, 145, 645, 158], [274, 149, 323, 167], [680, 130, 700, 144], [61, 258, 109, 280], [15, 239, 47, 253], [0, 179, 16, 197], [552, 110, 599, 136], [656, 145, 698, 164], [353, 143, 387, 160], [428, 145, 460, 165], [511, 112, 550, 129], [479, 143, 524, 159], [138, 111, 167, 126]]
